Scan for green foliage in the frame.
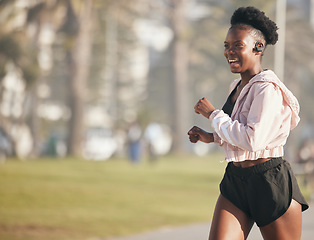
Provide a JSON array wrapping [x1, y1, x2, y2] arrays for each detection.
[[0, 34, 22, 63], [21, 61, 40, 87], [0, 30, 40, 86], [0, 0, 11, 7], [0, 154, 226, 240], [26, 2, 46, 23]]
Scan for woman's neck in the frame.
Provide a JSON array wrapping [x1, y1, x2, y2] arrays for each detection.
[[240, 67, 263, 85]]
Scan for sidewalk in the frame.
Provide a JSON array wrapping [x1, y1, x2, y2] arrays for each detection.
[[108, 203, 313, 240]]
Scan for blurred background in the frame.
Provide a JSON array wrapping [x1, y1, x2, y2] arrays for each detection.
[[1, 1, 314, 239], [0, 0, 313, 163]]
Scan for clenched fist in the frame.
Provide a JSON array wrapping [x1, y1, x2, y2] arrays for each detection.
[[194, 97, 215, 119], [187, 126, 213, 143]]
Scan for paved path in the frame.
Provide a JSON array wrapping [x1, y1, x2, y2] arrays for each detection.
[[108, 203, 313, 240]]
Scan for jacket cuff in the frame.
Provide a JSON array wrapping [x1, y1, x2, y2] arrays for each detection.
[[213, 132, 223, 146], [209, 109, 221, 120]]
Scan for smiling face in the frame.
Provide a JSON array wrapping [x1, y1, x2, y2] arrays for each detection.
[[224, 25, 263, 79]]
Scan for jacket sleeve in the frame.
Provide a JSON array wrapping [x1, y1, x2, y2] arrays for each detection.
[[210, 82, 284, 152]]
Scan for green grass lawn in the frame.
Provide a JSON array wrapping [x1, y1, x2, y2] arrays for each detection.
[[0, 154, 227, 240]]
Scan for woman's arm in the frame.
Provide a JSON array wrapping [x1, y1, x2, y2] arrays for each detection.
[[210, 82, 284, 151]]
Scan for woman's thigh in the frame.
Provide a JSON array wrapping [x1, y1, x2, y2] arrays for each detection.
[[209, 194, 254, 240], [260, 199, 302, 240]]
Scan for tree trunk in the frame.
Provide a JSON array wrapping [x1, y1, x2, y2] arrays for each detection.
[[170, 0, 190, 154], [67, 0, 93, 156], [29, 83, 40, 157]]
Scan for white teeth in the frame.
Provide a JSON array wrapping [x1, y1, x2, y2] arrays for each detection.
[[228, 59, 238, 63]]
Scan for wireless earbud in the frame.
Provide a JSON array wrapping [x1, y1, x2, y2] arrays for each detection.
[[255, 42, 264, 52]]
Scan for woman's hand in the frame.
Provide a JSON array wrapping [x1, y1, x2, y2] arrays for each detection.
[[194, 97, 215, 119], [187, 126, 214, 143]]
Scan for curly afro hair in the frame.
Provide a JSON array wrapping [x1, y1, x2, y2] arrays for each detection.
[[230, 6, 278, 45]]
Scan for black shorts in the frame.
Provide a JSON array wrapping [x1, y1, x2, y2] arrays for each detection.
[[220, 157, 309, 227]]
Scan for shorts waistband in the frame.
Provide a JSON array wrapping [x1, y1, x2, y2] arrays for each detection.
[[228, 157, 284, 177]]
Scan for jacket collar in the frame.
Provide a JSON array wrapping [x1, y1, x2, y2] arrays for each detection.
[[231, 70, 300, 129]]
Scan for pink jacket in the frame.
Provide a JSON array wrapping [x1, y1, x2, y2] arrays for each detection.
[[210, 70, 300, 162]]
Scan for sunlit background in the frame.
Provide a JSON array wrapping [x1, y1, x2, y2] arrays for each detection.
[[0, 0, 313, 162]]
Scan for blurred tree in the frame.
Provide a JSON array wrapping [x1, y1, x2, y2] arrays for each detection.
[[48, 0, 147, 157], [0, 0, 41, 157], [284, 11, 314, 155], [88, 0, 144, 123], [25, 0, 65, 157], [58, 0, 94, 157], [0, 0, 313, 159], [0, 0, 94, 158], [169, 0, 190, 154]]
